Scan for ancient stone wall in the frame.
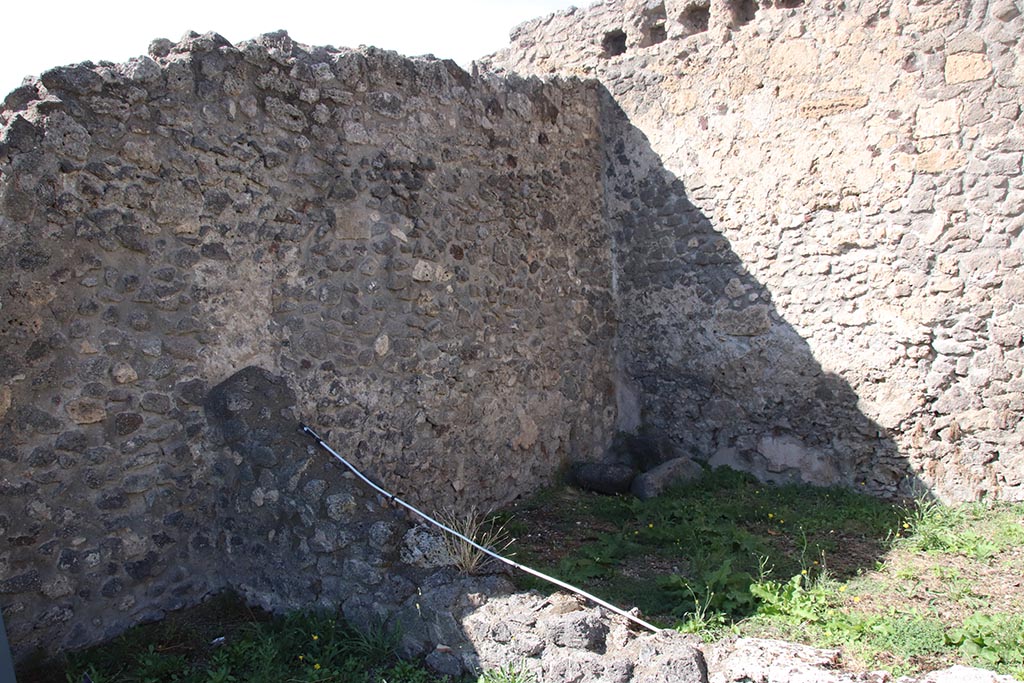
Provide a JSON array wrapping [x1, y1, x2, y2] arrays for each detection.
[[488, 0, 1024, 502], [4, 0, 1023, 664], [0, 31, 616, 656]]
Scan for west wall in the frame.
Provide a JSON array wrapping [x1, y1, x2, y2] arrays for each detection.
[[489, 0, 1024, 501], [0, 31, 616, 656]]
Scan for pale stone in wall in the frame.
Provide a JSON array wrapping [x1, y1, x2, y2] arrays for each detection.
[[945, 52, 994, 84], [916, 100, 962, 138]]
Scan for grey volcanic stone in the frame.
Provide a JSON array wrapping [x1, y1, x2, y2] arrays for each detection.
[[630, 457, 704, 500], [461, 592, 707, 683]]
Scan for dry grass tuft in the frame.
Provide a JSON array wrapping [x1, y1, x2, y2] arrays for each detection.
[[437, 506, 516, 575]]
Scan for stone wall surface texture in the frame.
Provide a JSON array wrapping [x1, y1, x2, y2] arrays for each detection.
[[487, 0, 1024, 502], [3, 0, 1024, 667], [0, 31, 617, 657]]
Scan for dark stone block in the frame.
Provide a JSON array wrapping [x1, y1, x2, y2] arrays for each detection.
[[14, 406, 62, 434], [571, 461, 636, 495], [96, 491, 128, 510], [40, 65, 104, 94], [115, 413, 144, 436], [610, 428, 681, 472], [141, 393, 171, 414], [125, 551, 160, 580], [3, 84, 39, 111], [164, 337, 199, 360], [27, 447, 57, 467], [176, 379, 208, 405], [58, 548, 80, 572], [204, 365, 305, 470], [0, 570, 40, 594], [55, 431, 88, 452], [101, 578, 124, 597]]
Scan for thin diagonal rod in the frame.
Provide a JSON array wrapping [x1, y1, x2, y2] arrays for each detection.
[[299, 423, 662, 634]]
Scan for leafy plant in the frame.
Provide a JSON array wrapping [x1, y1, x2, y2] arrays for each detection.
[[946, 613, 1024, 673], [477, 659, 539, 683], [673, 583, 728, 638], [750, 572, 833, 624], [662, 557, 758, 618]]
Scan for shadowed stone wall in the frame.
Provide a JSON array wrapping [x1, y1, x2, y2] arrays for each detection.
[[0, 31, 616, 657], [488, 0, 1024, 502], [4, 0, 1023, 663]]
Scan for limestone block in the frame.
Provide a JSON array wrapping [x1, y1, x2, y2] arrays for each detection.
[[758, 435, 838, 486], [946, 32, 986, 54], [798, 95, 869, 119], [631, 456, 703, 500], [768, 40, 818, 80], [66, 398, 106, 424], [111, 362, 138, 384], [0, 386, 10, 420], [910, 147, 967, 173], [332, 203, 374, 240], [945, 53, 993, 84], [932, 338, 972, 355], [714, 305, 772, 336], [915, 100, 961, 138], [412, 260, 436, 282], [991, 0, 1021, 20]]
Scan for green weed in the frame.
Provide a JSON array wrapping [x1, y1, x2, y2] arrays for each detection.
[[51, 597, 443, 683], [750, 572, 834, 624], [899, 499, 1024, 561], [946, 613, 1024, 675], [477, 659, 538, 683], [508, 468, 1024, 677]]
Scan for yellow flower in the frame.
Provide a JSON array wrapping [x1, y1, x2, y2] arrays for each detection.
[[903, 522, 910, 529], [801, 569, 808, 575], [312, 634, 319, 641], [839, 585, 847, 592], [768, 513, 774, 519], [648, 523, 654, 528], [314, 663, 321, 670], [853, 596, 861, 603], [299, 655, 305, 661]]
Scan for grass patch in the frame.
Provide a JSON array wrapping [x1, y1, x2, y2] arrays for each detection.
[[17, 591, 550, 683], [505, 468, 1024, 679], [18, 473, 1024, 682], [507, 467, 905, 623], [18, 592, 477, 683]]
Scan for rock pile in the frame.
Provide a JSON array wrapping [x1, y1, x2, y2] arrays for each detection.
[[391, 579, 1020, 683], [572, 429, 705, 499]]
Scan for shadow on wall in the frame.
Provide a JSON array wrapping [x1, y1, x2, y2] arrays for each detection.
[[599, 89, 924, 499]]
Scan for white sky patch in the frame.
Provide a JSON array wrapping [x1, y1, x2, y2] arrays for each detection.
[[1, 0, 579, 98]]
